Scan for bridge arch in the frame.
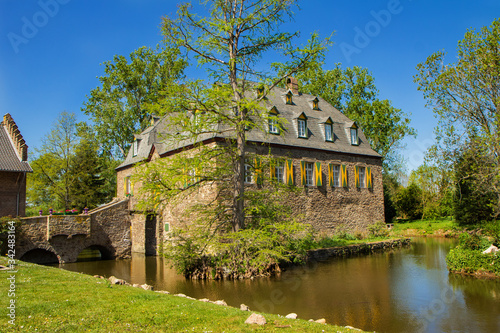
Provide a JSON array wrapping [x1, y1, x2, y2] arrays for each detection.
[[20, 248, 59, 264], [76, 245, 114, 261]]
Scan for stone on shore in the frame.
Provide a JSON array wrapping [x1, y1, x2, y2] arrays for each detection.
[[483, 245, 499, 254], [213, 300, 228, 306], [315, 318, 326, 324], [240, 304, 250, 311], [285, 313, 297, 319], [108, 276, 126, 285], [245, 313, 266, 325], [141, 284, 153, 291]]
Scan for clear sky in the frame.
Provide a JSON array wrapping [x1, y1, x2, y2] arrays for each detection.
[[1, 0, 499, 172]]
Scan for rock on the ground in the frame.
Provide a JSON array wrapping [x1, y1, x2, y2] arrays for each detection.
[[245, 313, 266, 325], [140, 284, 153, 291], [108, 276, 126, 285], [174, 293, 187, 298], [483, 245, 499, 254], [285, 313, 297, 319], [213, 300, 228, 306], [155, 290, 170, 294], [199, 298, 210, 302], [315, 318, 326, 324], [240, 304, 250, 311]]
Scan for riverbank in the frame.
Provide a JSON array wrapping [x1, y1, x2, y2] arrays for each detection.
[[389, 218, 459, 237], [0, 257, 367, 332]]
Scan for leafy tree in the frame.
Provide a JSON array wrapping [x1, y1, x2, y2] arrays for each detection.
[[27, 113, 117, 213], [135, 0, 329, 276], [149, 0, 329, 231], [383, 173, 400, 223], [294, 64, 416, 173], [82, 45, 187, 159], [409, 163, 454, 219], [28, 112, 79, 211], [394, 182, 423, 220], [414, 18, 500, 218], [453, 145, 495, 225]]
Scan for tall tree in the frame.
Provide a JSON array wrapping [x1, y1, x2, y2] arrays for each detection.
[[148, 0, 329, 232], [295, 64, 416, 173], [82, 45, 187, 159], [414, 18, 500, 217]]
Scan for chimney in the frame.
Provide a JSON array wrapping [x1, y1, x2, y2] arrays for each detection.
[[2, 113, 29, 161], [286, 77, 299, 95]]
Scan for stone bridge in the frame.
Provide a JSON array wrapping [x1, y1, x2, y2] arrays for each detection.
[[16, 199, 131, 264]]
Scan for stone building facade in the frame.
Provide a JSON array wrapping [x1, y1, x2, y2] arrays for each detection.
[[0, 114, 32, 217], [116, 79, 384, 254]]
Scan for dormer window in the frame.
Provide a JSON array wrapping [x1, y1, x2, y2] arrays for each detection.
[[312, 97, 320, 111], [325, 122, 333, 142], [297, 114, 307, 138], [256, 86, 265, 99], [132, 139, 139, 157], [268, 107, 279, 134], [286, 91, 293, 105], [350, 125, 359, 145]]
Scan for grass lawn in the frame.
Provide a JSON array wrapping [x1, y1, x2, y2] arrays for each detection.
[[0, 257, 366, 332], [389, 217, 458, 237]]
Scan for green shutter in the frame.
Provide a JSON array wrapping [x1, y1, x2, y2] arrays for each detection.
[[355, 166, 360, 188], [315, 162, 322, 186], [341, 165, 348, 188], [300, 161, 306, 185], [270, 159, 276, 180], [367, 167, 372, 189], [286, 160, 294, 185], [328, 164, 334, 187]]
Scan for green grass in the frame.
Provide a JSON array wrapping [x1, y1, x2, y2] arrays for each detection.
[[0, 257, 366, 332], [390, 217, 458, 236]]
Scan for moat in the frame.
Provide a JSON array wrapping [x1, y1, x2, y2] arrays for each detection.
[[56, 237, 500, 333]]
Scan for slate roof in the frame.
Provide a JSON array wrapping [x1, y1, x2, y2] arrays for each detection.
[[117, 85, 381, 170], [0, 124, 32, 173]]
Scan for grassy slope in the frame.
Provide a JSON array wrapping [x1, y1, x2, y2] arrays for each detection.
[[0, 257, 365, 332], [389, 218, 458, 236]]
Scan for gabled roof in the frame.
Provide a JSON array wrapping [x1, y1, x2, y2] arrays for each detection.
[[0, 119, 32, 173], [117, 84, 381, 170]]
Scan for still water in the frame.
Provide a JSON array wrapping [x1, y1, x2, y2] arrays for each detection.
[[58, 238, 500, 333]]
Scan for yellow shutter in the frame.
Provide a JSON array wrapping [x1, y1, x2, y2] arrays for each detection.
[[315, 162, 322, 186], [300, 161, 306, 185], [286, 160, 294, 185], [367, 167, 372, 189]]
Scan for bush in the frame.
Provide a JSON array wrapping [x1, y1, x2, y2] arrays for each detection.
[[367, 222, 390, 238], [446, 247, 500, 275], [458, 233, 491, 251], [394, 183, 423, 220]]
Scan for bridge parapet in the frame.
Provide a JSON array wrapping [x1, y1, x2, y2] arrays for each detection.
[[21, 215, 91, 241]]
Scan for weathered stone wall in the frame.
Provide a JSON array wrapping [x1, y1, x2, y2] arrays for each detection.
[[0, 171, 27, 217], [48, 215, 90, 238], [17, 199, 131, 263], [130, 214, 146, 254], [248, 144, 385, 235]]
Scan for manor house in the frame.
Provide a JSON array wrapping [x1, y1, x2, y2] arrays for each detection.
[[116, 78, 384, 254]]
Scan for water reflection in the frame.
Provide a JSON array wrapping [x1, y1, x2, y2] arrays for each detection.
[[57, 238, 500, 333]]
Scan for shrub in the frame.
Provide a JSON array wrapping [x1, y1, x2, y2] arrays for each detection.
[[458, 233, 491, 251], [367, 222, 390, 238], [394, 183, 423, 220]]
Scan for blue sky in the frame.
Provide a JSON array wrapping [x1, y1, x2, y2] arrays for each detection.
[[1, 0, 499, 172]]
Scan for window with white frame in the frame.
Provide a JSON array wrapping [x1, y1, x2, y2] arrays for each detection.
[[325, 123, 333, 142], [268, 115, 279, 134], [244, 160, 253, 184], [359, 166, 366, 188], [305, 162, 314, 186], [132, 139, 139, 156], [298, 119, 307, 138], [275, 161, 285, 183], [350, 127, 358, 145], [332, 164, 340, 187]]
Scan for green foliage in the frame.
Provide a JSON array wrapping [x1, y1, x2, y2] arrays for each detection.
[[453, 147, 495, 225], [0, 216, 20, 255], [295, 64, 416, 173], [383, 173, 399, 223], [446, 248, 500, 276], [83, 45, 187, 159], [415, 18, 500, 218], [394, 183, 423, 220], [458, 233, 490, 251], [367, 222, 390, 238], [27, 112, 117, 213]]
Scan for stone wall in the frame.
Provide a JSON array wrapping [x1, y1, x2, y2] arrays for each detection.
[[17, 199, 131, 263]]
